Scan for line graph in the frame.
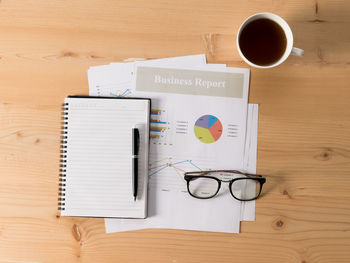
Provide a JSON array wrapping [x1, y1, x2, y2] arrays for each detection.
[[149, 158, 202, 177], [148, 156, 207, 192], [94, 80, 133, 97], [110, 88, 132, 97]]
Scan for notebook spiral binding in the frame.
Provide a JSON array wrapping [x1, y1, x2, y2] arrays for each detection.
[[58, 103, 69, 211]]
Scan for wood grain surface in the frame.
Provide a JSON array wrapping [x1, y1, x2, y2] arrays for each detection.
[[1, 0, 350, 262]]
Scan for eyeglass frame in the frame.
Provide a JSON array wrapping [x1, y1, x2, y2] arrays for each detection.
[[184, 170, 266, 201]]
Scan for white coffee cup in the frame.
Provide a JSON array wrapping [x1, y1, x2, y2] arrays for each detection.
[[236, 12, 304, 69]]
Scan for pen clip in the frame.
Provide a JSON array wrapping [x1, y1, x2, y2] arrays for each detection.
[[135, 129, 140, 155], [133, 127, 140, 156]]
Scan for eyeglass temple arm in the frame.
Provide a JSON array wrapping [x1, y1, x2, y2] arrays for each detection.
[[184, 170, 263, 176], [184, 170, 265, 180]]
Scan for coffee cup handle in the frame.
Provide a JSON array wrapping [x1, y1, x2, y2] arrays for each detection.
[[291, 47, 304, 56]]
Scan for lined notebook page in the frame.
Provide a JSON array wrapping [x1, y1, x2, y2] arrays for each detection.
[[61, 97, 150, 218]]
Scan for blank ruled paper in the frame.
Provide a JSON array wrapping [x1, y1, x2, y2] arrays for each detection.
[[60, 97, 150, 218]]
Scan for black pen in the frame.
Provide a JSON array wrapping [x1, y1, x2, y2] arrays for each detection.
[[132, 127, 140, 201]]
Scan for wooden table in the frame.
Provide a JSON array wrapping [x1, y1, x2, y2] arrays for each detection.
[[1, 0, 349, 262]]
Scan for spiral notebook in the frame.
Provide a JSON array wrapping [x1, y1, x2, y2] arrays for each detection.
[[58, 96, 150, 218]]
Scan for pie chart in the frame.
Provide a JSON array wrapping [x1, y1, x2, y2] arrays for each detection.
[[194, 115, 223, 144]]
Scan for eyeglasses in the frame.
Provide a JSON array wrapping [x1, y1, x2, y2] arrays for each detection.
[[184, 170, 266, 201]]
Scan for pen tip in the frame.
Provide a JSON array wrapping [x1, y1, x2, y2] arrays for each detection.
[[134, 197, 136, 202]]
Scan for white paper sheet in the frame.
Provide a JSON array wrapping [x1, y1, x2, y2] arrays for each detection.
[[104, 71, 253, 233]]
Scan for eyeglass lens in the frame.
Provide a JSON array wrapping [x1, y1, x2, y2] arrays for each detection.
[[187, 172, 261, 200], [230, 179, 260, 200], [188, 177, 219, 198]]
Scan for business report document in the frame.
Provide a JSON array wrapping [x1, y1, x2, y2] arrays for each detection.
[[133, 64, 250, 168], [88, 55, 253, 233]]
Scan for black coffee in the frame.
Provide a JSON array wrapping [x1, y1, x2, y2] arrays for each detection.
[[239, 18, 287, 66]]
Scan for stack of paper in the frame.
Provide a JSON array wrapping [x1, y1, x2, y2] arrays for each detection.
[[87, 54, 258, 233]]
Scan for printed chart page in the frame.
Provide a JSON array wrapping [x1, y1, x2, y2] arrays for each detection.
[[105, 64, 250, 233], [133, 65, 250, 170]]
